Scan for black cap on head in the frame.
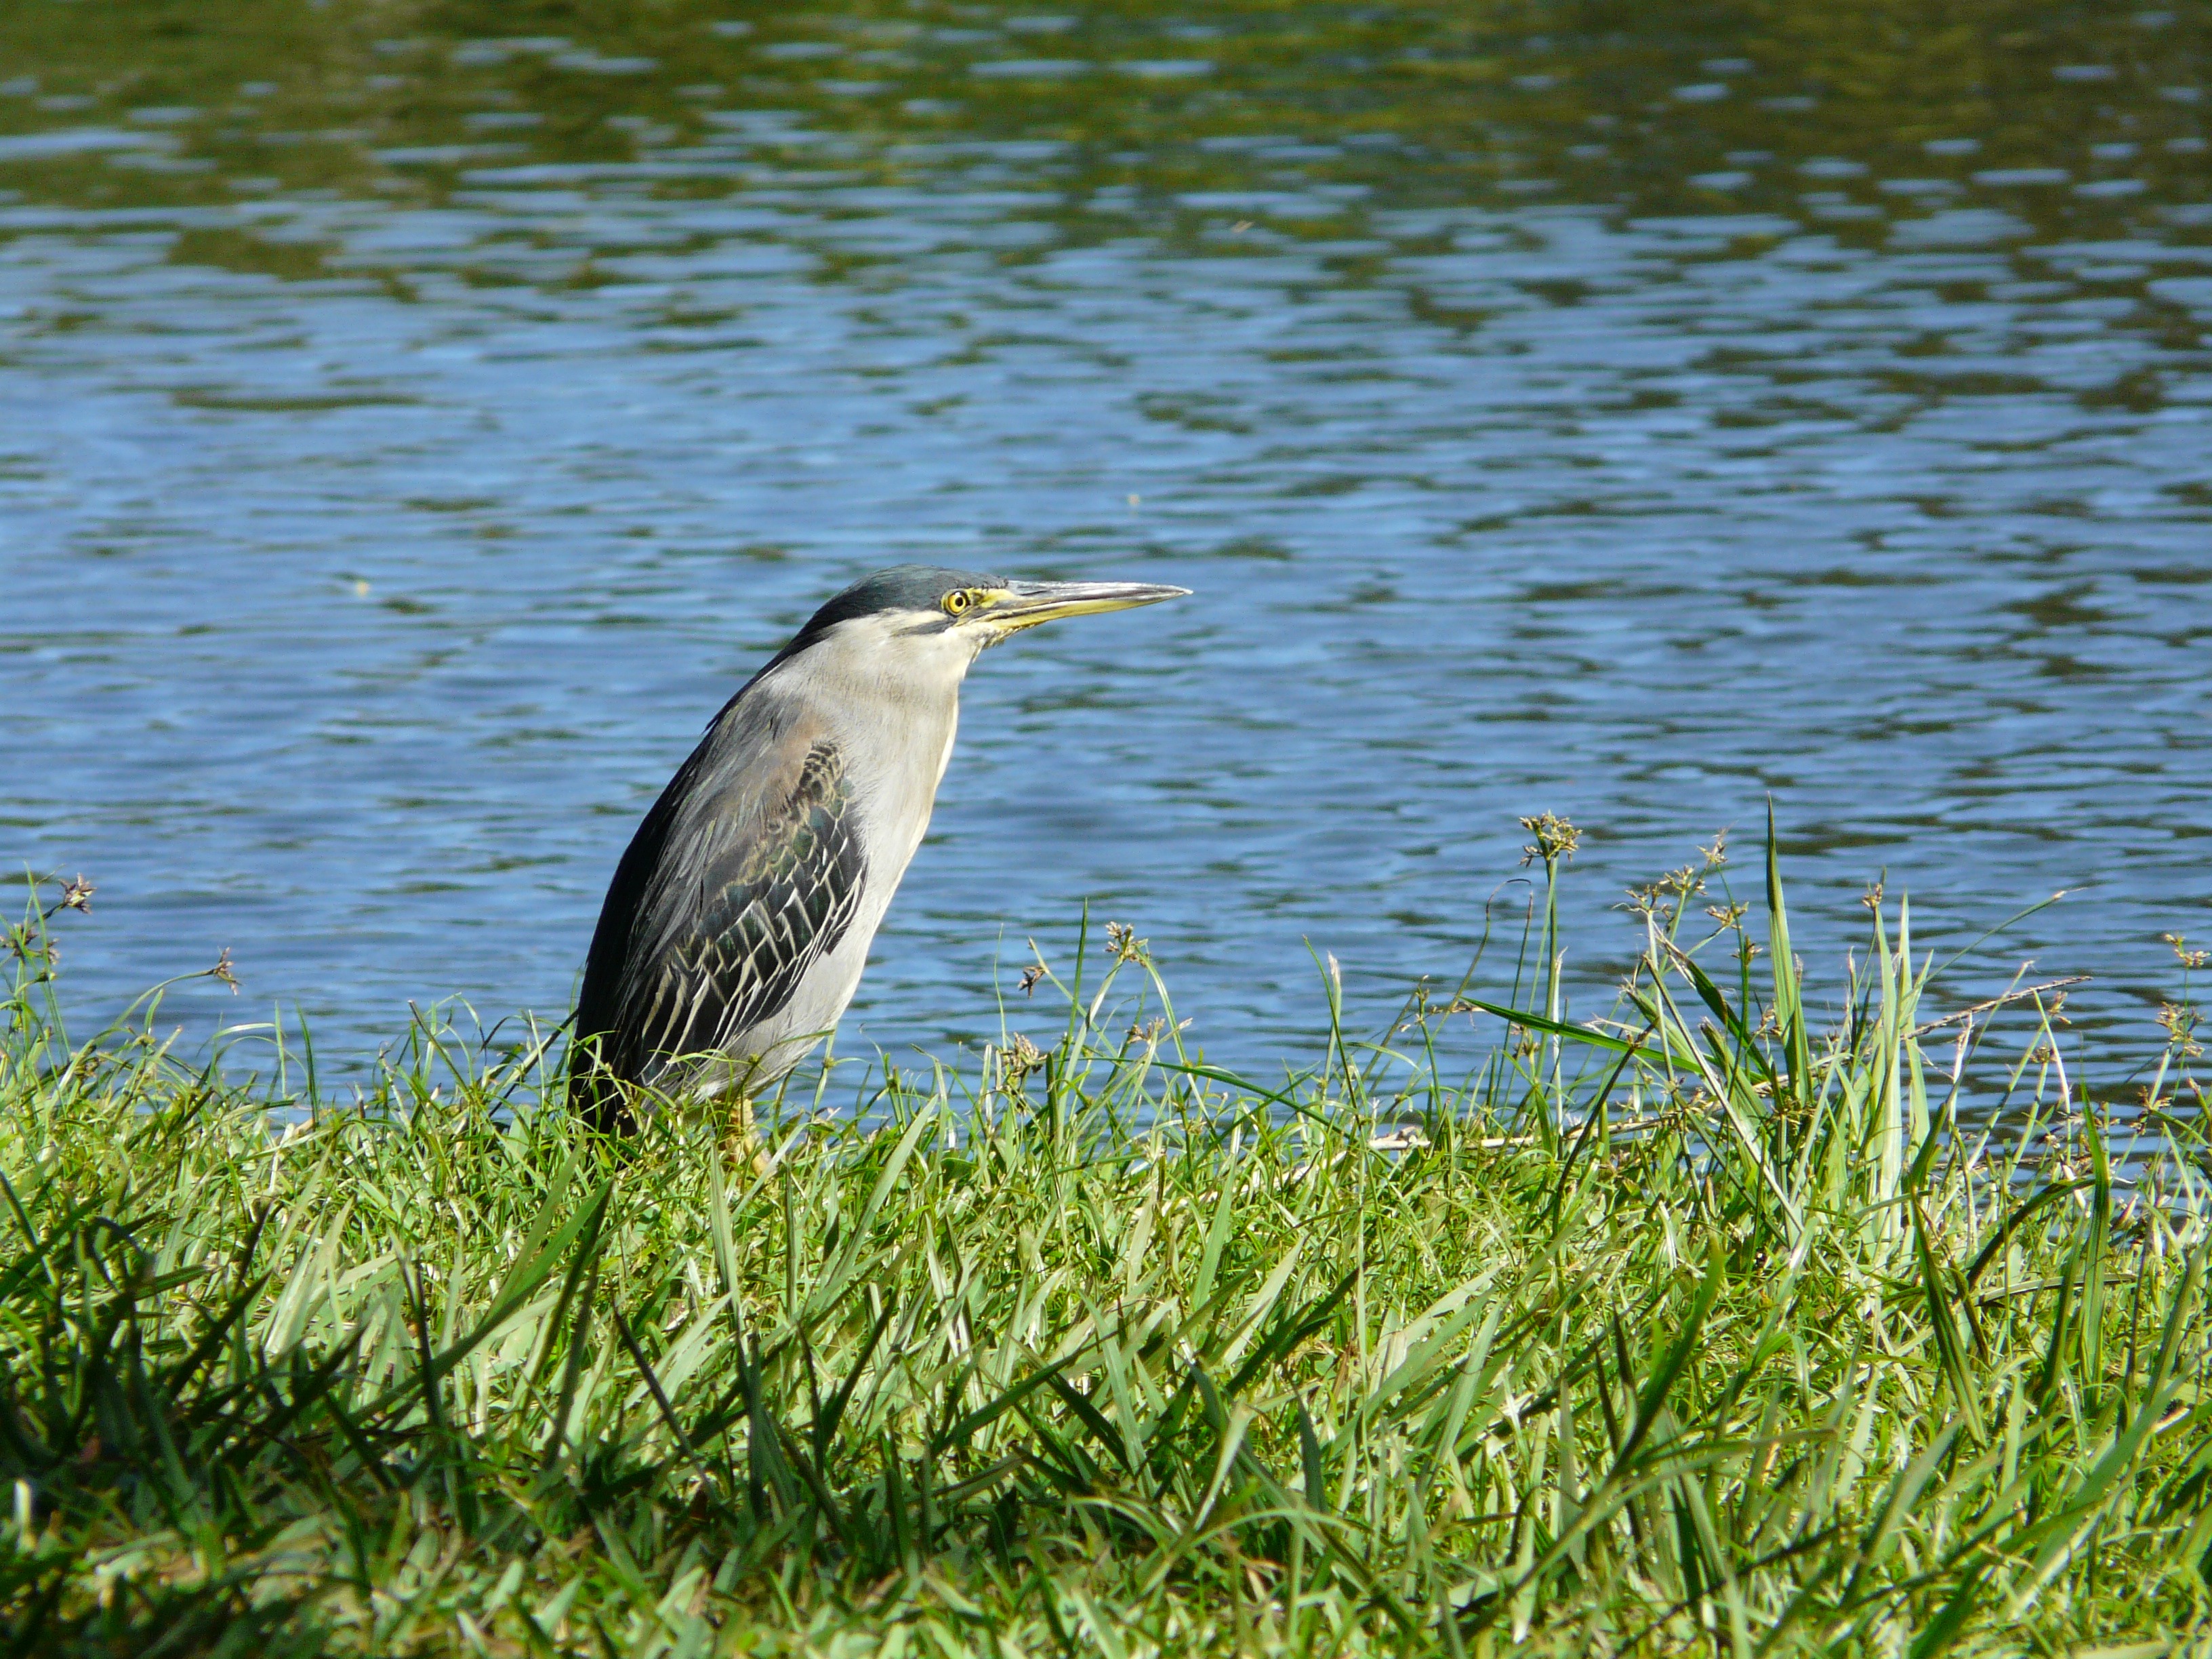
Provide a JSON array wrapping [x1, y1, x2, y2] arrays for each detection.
[[791, 565, 1001, 644]]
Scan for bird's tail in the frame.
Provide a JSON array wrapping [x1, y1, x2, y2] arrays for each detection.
[[565, 1031, 640, 1134]]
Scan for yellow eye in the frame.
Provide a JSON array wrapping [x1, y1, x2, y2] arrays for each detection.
[[942, 589, 972, 616]]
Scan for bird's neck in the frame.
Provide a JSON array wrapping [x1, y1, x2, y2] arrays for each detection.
[[777, 615, 971, 857]]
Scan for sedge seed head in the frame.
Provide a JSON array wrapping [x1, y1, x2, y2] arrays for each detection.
[[1518, 812, 1580, 867]]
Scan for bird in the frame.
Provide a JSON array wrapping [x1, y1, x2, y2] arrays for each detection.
[[569, 564, 1189, 1130]]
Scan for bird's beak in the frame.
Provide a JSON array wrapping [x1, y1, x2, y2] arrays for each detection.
[[983, 579, 1192, 634]]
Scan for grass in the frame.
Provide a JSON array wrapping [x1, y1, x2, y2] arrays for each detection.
[[2, 821, 2210, 1656]]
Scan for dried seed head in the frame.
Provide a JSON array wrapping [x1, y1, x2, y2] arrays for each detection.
[[1105, 921, 1149, 964], [1002, 1033, 1045, 1080], [2156, 1002, 2203, 1058], [1518, 812, 1581, 867]]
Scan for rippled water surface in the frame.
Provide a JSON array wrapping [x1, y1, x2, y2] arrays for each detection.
[[3, 0, 2209, 1084]]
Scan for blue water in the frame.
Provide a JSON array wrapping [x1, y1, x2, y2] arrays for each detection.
[[3, 2, 2208, 1090]]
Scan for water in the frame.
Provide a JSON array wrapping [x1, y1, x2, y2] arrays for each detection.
[[3, 1, 2208, 1090]]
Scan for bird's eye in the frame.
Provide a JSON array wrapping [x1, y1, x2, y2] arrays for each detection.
[[942, 590, 972, 616]]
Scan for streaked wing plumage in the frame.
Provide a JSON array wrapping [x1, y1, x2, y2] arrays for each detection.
[[628, 740, 863, 1069], [573, 712, 865, 1124]]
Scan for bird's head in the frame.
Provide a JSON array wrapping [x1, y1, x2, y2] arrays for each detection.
[[781, 565, 1190, 674]]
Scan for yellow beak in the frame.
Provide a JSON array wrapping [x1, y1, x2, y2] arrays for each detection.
[[981, 579, 1192, 634]]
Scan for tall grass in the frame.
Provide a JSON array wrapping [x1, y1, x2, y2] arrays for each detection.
[[1, 825, 2208, 1655]]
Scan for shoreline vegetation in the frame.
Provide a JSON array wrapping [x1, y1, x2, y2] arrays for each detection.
[[3, 825, 2209, 1655]]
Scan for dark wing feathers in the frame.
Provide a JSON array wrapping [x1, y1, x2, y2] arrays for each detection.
[[571, 713, 865, 1126], [628, 743, 863, 1067]]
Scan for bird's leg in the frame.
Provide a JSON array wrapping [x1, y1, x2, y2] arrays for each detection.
[[726, 1092, 771, 1176]]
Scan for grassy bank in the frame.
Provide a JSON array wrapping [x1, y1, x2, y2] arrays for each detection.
[[2, 829, 2209, 1656]]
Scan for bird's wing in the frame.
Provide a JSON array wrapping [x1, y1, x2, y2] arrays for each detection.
[[575, 720, 867, 1107]]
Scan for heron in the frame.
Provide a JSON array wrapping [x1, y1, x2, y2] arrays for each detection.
[[569, 565, 1190, 1130]]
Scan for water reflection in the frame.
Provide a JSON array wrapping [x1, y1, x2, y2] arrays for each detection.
[[1, 0, 2207, 1090]]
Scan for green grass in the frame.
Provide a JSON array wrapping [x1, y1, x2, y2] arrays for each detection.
[[3, 824, 2209, 1656]]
